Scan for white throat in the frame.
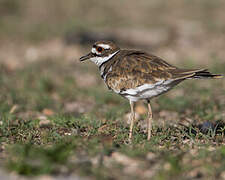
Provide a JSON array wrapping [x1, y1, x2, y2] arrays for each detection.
[[90, 50, 119, 66]]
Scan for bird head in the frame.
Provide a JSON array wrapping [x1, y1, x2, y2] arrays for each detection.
[[80, 41, 120, 66]]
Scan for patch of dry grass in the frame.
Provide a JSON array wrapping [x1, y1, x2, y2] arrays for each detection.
[[0, 1, 225, 179]]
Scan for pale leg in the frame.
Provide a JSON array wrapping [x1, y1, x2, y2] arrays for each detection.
[[129, 101, 135, 141], [147, 100, 153, 140]]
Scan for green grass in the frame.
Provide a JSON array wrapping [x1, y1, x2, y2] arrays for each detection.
[[0, 59, 224, 179], [0, 1, 224, 178]]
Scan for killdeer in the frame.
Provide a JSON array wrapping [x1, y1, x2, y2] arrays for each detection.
[[80, 41, 223, 141]]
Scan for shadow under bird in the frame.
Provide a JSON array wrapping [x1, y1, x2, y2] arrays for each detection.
[[80, 41, 223, 141]]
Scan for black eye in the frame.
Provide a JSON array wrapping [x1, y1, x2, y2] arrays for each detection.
[[97, 47, 103, 52]]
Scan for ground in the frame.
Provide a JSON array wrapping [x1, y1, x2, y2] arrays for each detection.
[[0, 1, 225, 180]]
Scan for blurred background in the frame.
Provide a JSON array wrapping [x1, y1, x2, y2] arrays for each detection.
[[1, 0, 225, 67], [0, 0, 225, 179]]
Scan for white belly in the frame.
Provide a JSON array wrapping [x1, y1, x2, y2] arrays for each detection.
[[117, 80, 176, 102]]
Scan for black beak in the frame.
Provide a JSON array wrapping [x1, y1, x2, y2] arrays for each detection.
[[79, 52, 93, 61]]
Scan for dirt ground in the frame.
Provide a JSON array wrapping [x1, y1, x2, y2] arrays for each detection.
[[0, 1, 225, 180]]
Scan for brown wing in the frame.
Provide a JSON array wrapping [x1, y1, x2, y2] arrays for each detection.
[[106, 50, 214, 92]]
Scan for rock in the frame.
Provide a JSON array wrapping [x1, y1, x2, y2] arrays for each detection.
[[146, 152, 156, 161], [42, 109, 55, 116], [38, 116, 51, 127]]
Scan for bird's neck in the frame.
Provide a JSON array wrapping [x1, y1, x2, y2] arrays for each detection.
[[90, 50, 120, 67]]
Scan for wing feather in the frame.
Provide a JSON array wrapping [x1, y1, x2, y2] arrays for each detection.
[[106, 50, 221, 92]]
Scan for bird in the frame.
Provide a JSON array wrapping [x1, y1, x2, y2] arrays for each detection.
[[79, 41, 223, 141]]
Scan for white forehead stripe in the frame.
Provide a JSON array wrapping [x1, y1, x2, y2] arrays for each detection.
[[91, 48, 101, 55], [98, 44, 111, 49]]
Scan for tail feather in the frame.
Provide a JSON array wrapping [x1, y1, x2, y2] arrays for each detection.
[[191, 70, 223, 79], [170, 68, 223, 80]]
